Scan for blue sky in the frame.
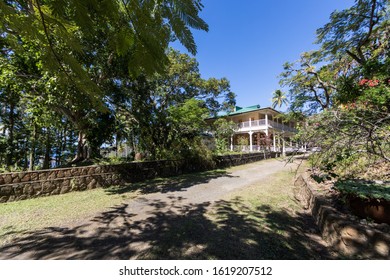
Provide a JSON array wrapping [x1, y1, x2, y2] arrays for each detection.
[[171, 0, 355, 111]]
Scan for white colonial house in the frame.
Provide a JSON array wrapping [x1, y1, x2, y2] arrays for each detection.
[[208, 105, 298, 153]]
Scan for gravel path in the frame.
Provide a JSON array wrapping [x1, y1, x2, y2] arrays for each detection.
[[127, 158, 293, 215], [0, 158, 331, 259]]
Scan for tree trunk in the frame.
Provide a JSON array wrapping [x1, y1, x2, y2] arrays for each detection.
[[28, 149, 35, 171], [42, 129, 51, 169], [115, 133, 119, 157], [72, 131, 90, 163], [62, 124, 68, 164], [56, 128, 63, 167], [5, 102, 15, 167], [68, 129, 75, 160], [28, 124, 37, 171], [23, 140, 28, 170]]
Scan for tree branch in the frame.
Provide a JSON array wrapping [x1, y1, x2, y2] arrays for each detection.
[[34, 0, 75, 84]]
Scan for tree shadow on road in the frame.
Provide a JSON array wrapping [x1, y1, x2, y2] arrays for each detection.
[[0, 195, 335, 260], [105, 169, 238, 195]]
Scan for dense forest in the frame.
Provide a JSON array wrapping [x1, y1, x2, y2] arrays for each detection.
[[0, 0, 235, 171]]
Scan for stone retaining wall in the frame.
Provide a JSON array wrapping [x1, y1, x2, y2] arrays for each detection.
[[294, 174, 390, 259], [214, 151, 278, 168], [0, 152, 276, 203]]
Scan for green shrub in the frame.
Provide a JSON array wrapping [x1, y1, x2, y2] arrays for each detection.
[[334, 180, 390, 201]]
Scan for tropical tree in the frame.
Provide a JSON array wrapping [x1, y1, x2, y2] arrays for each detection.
[[212, 118, 236, 154], [271, 89, 288, 109], [279, 51, 339, 114], [281, 0, 390, 180], [127, 49, 236, 159], [0, 0, 212, 169], [281, 0, 389, 115], [316, 0, 389, 66], [0, 0, 209, 90]]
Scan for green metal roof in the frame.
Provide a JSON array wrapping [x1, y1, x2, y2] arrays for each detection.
[[209, 105, 282, 120], [216, 105, 262, 117], [229, 105, 262, 115]]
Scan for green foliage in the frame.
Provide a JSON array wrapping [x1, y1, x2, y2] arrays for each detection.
[[281, 0, 389, 182], [271, 89, 288, 109], [215, 138, 228, 154], [0, 1, 211, 169], [212, 118, 236, 154], [128, 49, 235, 160], [0, 0, 209, 89], [316, 0, 389, 65], [301, 108, 389, 179], [281, 0, 389, 114], [335, 56, 390, 110], [213, 118, 236, 139], [237, 135, 248, 146], [167, 98, 208, 154], [279, 51, 338, 114], [334, 180, 390, 201]]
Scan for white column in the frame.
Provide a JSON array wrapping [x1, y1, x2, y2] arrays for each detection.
[[273, 133, 276, 152], [249, 131, 253, 152], [282, 138, 286, 157], [230, 136, 233, 151]]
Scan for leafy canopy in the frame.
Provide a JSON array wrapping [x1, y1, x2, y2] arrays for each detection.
[[0, 0, 209, 98]]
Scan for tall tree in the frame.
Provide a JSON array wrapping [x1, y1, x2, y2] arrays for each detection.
[[0, 0, 210, 164], [281, 0, 390, 179], [271, 89, 288, 108], [316, 0, 389, 65], [128, 49, 236, 159], [281, 0, 389, 115], [0, 0, 209, 90], [279, 51, 339, 114]]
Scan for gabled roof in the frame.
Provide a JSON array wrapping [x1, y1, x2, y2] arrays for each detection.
[[229, 105, 262, 115], [210, 105, 282, 119]]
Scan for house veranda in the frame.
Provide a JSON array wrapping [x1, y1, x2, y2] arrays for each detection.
[[208, 105, 300, 153]]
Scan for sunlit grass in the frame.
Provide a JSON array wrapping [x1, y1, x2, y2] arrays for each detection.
[[0, 169, 228, 246], [0, 188, 138, 246]]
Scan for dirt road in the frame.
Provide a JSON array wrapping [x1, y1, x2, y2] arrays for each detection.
[[0, 158, 333, 259]]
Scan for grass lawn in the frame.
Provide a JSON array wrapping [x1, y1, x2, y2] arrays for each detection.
[[0, 169, 228, 247], [0, 187, 138, 246]]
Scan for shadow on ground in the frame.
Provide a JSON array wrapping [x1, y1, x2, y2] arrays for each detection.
[[0, 195, 334, 259], [105, 169, 238, 195]]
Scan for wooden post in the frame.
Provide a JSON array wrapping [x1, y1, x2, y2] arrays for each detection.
[[249, 131, 253, 152]]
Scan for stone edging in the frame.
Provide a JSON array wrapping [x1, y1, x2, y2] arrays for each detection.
[[293, 174, 390, 259]]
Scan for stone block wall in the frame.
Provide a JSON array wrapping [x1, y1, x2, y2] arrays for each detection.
[[0, 152, 273, 203], [294, 174, 390, 259], [214, 152, 277, 168]]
